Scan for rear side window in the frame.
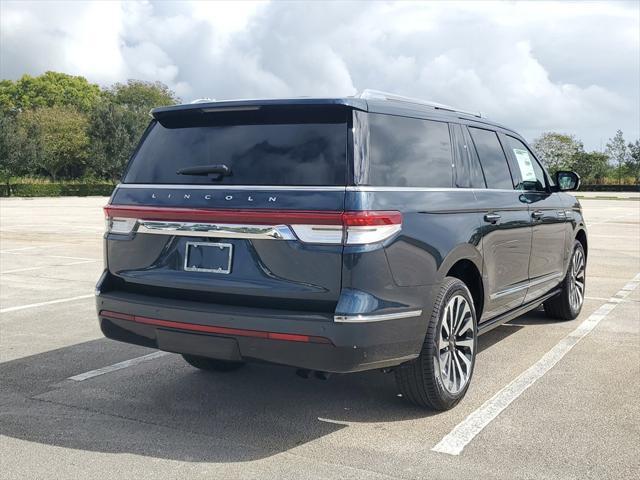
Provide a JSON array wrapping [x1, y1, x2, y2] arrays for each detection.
[[451, 124, 486, 188], [468, 127, 514, 190], [124, 109, 347, 186], [367, 114, 453, 187]]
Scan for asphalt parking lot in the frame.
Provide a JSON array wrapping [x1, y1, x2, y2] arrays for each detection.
[[1, 195, 638, 480]]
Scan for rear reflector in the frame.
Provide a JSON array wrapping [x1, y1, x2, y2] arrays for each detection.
[[100, 310, 332, 344], [104, 206, 402, 245]]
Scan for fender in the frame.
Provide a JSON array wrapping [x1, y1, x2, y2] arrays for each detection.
[[436, 243, 484, 283]]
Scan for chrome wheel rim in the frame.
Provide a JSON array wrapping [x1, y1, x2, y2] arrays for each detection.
[[437, 294, 475, 395], [569, 248, 585, 311]]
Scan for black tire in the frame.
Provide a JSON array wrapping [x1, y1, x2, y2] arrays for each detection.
[[182, 354, 245, 372], [544, 240, 586, 321], [395, 277, 478, 410]]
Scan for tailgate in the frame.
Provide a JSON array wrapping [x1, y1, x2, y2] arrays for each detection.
[[105, 187, 346, 311], [104, 104, 350, 312]]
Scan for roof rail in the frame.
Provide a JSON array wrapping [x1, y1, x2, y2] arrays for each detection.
[[190, 98, 216, 104], [359, 89, 481, 118]]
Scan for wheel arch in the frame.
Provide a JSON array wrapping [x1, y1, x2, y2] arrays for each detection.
[[575, 228, 588, 258], [438, 245, 485, 320]]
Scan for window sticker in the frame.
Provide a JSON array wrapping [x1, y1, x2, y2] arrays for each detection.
[[513, 148, 537, 182]]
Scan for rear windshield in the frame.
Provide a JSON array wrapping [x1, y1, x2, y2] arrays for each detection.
[[123, 108, 348, 185]]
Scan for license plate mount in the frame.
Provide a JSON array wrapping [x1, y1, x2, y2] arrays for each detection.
[[184, 242, 233, 274]]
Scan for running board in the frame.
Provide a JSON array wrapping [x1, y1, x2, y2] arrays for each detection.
[[478, 288, 562, 335]]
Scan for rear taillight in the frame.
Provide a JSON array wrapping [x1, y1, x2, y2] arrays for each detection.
[[342, 211, 403, 245], [105, 217, 137, 235], [104, 206, 402, 245], [290, 211, 402, 244]]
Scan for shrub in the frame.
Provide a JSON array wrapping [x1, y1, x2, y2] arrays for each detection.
[[1, 182, 115, 197]]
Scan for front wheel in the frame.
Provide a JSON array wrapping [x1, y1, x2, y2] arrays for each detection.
[[395, 277, 477, 410], [544, 240, 586, 321]]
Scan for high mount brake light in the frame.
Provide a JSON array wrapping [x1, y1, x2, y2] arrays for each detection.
[[104, 206, 402, 245]]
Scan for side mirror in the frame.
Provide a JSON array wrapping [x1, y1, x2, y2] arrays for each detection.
[[555, 171, 580, 191]]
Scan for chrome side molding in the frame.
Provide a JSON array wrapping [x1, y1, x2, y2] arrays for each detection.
[[334, 309, 423, 323], [137, 221, 297, 240], [490, 271, 563, 300]]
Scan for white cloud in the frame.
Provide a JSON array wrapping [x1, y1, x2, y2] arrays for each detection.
[[0, 0, 638, 149]]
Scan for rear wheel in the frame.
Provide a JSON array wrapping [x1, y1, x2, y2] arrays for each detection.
[[544, 240, 586, 321], [395, 277, 477, 410], [182, 354, 245, 372]]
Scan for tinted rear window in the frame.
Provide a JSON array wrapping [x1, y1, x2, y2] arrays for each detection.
[[124, 109, 347, 185], [451, 124, 486, 188], [468, 127, 513, 190], [367, 114, 453, 187]]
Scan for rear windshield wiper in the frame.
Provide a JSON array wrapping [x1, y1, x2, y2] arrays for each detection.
[[176, 164, 231, 180]]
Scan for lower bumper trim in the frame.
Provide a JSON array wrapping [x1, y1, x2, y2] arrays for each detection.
[[334, 309, 423, 323]]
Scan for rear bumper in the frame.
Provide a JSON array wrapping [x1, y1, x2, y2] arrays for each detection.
[[96, 290, 427, 373]]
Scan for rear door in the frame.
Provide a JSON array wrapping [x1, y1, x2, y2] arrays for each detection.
[[105, 105, 350, 313], [466, 126, 533, 321], [501, 134, 567, 302]]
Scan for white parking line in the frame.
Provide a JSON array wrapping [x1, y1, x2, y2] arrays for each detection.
[[1, 251, 98, 261], [0, 246, 40, 253], [432, 272, 640, 456], [1, 260, 96, 275], [585, 295, 637, 303], [0, 294, 94, 314], [67, 351, 171, 382]]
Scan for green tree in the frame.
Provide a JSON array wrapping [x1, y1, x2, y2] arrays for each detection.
[[605, 130, 628, 185], [0, 112, 28, 185], [0, 80, 18, 113], [0, 72, 101, 113], [626, 139, 640, 184], [89, 80, 179, 180], [88, 103, 144, 181], [532, 132, 583, 174], [16, 106, 90, 180], [568, 151, 610, 184], [107, 79, 179, 114]]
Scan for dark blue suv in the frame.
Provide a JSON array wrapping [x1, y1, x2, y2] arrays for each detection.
[[96, 90, 587, 410]]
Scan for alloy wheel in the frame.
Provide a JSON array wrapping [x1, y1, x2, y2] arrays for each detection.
[[437, 294, 475, 394], [569, 247, 585, 312]]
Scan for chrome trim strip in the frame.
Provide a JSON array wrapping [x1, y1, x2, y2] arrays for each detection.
[[137, 221, 297, 240], [116, 184, 541, 194], [346, 186, 465, 192], [117, 184, 346, 191], [490, 272, 563, 300], [334, 309, 423, 323], [347, 186, 535, 193]]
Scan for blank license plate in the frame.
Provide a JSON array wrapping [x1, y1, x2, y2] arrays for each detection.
[[184, 242, 233, 274]]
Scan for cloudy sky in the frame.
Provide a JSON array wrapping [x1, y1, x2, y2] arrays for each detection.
[[1, 0, 638, 149]]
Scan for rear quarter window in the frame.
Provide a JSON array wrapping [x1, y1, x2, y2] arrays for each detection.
[[451, 123, 486, 188], [366, 114, 453, 187]]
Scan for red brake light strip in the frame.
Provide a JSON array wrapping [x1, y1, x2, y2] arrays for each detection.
[[104, 205, 401, 226], [100, 310, 332, 344]]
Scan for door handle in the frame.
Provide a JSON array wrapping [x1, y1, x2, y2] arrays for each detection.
[[484, 213, 501, 224], [531, 210, 544, 220]]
